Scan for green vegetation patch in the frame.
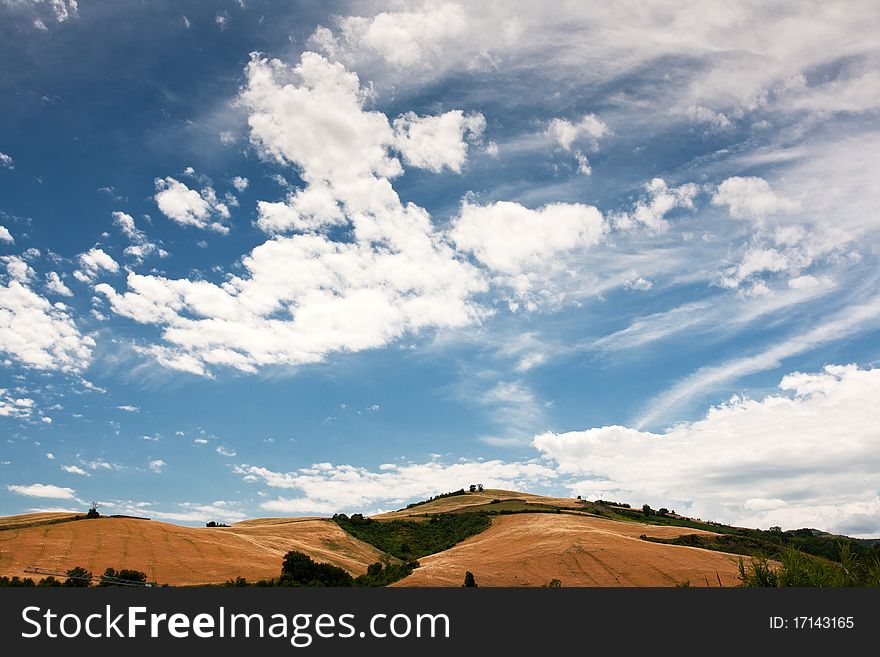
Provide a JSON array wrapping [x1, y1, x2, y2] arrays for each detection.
[[333, 512, 492, 560], [402, 489, 468, 510], [739, 544, 880, 587]]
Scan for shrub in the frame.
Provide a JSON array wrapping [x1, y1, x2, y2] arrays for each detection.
[[462, 571, 477, 587]]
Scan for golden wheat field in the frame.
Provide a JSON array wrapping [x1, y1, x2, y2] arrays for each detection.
[[0, 515, 386, 585]]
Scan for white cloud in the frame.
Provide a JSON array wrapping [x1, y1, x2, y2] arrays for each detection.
[[154, 177, 230, 234], [574, 151, 592, 175], [2, 0, 78, 27], [624, 277, 653, 291], [61, 465, 88, 476], [3, 255, 32, 282], [534, 364, 880, 537], [216, 446, 236, 458], [115, 404, 139, 412], [613, 178, 699, 232], [215, 11, 229, 30], [0, 226, 13, 243], [686, 105, 732, 131], [0, 152, 13, 169], [45, 452, 54, 459], [77, 247, 119, 281], [451, 200, 605, 276], [255, 183, 344, 234], [148, 459, 165, 473], [546, 114, 610, 151], [0, 390, 35, 418], [231, 176, 249, 192], [321, 3, 468, 70], [1, 269, 94, 372], [44, 271, 72, 296], [112, 211, 163, 263], [7, 483, 77, 499], [392, 110, 485, 173], [712, 176, 797, 222]]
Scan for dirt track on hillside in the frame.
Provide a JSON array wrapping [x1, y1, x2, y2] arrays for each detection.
[[0, 515, 386, 585], [394, 513, 743, 587]]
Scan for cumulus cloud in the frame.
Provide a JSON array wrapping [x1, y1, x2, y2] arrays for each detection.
[[0, 152, 13, 169], [75, 247, 119, 282], [534, 364, 880, 536], [44, 271, 72, 296], [148, 459, 165, 473], [546, 114, 610, 151], [451, 201, 605, 275], [315, 3, 468, 70], [154, 177, 230, 234], [6, 483, 77, 499], [1, 266, 94, 372], [712, 176, 797, 222], [392, 110, 485, 173], [61, 465, 88, 476], [231, 176, 249, 192], [0, 226, 13, 243]]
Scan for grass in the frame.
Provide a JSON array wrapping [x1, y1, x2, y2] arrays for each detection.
[[738, 544, 880, 587]]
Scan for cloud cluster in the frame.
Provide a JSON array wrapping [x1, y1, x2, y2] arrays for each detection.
[[1, 260, 94, 372], [97, 52, 489, 376], [113, 211, 165, 263], [0, 389, 34, 418]]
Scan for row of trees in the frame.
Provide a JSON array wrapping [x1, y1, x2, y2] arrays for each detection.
[[0, 567, 148, 587]]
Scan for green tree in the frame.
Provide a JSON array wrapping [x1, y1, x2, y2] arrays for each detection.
[[99, 567, 147, 586], [462, 571, 477, 587], [64, 567, 92, 587], [642, 504, 653, 517], [280, 550, 353, 587]]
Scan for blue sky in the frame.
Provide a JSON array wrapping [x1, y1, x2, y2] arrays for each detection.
[[1, 1, 879, 536]]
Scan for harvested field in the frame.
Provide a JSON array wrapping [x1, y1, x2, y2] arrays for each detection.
[[374, 488, 587, 520], [0, 515, 387, 585], [0, 512, 82, 531], [394, 513, 743, 587]]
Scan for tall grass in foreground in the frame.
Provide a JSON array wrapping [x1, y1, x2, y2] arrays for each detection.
[[739, 543, 880, 587]]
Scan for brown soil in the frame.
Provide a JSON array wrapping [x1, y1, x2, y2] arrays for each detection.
[[0, 515, 386, 585], [393, 513, 743, 587]]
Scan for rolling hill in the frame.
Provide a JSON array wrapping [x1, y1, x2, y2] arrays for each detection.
[[0, 489, 765, 586]]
